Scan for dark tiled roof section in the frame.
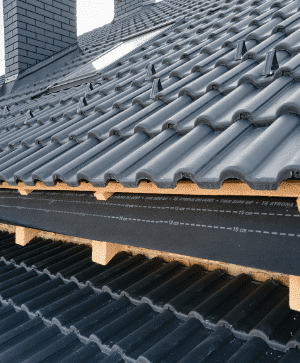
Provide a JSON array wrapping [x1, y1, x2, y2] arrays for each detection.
[[1, 230, 300, 359], [0, 0, 185, 105], [1, 0, 300, 190], [0, 304, 120, 362], [0, 302, 293, 363], [77, 0, 178, 49]]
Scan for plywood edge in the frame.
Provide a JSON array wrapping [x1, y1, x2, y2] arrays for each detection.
[[0, 180, 299, 208], [0, 223, 289, 287]]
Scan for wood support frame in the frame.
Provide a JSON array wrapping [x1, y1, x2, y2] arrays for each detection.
[[15, 226, 40, 246], [290, 276, 300, 312], [3, 180, 300, 306], [94, 191, 115, 201], [18, 190, 33, 196], [14, 226, 123, 265], [10, 225, 300, 309], [92, 240, 123, 265]]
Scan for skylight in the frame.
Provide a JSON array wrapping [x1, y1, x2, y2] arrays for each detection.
[[48, 22, 174, 92]]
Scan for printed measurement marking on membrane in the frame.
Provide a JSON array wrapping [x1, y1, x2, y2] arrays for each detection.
[[0, 203, 298, 238], [0, 194, 295, 206], [6, 196, 299, 219], [0, 192, 296, 207]]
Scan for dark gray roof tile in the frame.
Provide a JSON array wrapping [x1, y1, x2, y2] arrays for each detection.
[[11, 122, 57, 149], [155, 71, 201, 101], [275, 27, 300, 53], [165, 92, 222, 132], [94, 90, 130, 114], [51, 113, 103, 144], [34, 115, 88, 146], [133, 96, 191, 135], [274, 11, 300, 35], [1, 0, 300, 190], [109, 102, 165, 138], [53, 135, 124, 186], [244, 32, 285, 61], [0, 231, 300, 360], [31, 139, 100, 186], [15, 140, 79, 186], [0, 143, 59, 185], [273, 0, 300, 18], [69, 109, 122, 142], [116, 83, 155, 110], [74, 132, 151, 187]]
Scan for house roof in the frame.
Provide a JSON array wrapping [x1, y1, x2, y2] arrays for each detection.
[[0, 230, 299, 362], [0, 0, 299, 191]]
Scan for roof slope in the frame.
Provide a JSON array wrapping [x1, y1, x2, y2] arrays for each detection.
[[0, 0, 183, 99], [77, 0, 179, 49], [0, 231, 300, 362], [0, 0, 300, 190]]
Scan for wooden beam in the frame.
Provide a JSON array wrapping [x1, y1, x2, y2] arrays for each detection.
[[18, 190, 33, 196], [0, 180, 299, 209], [296, 198, 300, 212], [15, 226, 39, 246], [290, 275, 300, 312], [92, 240, 123, 265], [94, 191, 115, 201]]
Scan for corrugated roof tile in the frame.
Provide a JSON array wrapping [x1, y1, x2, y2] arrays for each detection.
[[0, 231, 299, 361], [1, 0, 300, 191]]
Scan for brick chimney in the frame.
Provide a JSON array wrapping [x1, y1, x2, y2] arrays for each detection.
[[3, 0, 77, 82], [114, 0, 143, 22]]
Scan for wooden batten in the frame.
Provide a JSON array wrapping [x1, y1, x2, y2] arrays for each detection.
[[94, 191, 115, 201], [2, 223, 298, 309], [15, 226, 40, 246], [18, 190, 33, 196], [1, 178, 300, 309], [0, 221, 290, 288], [0, 180, 299, 209], [92, 240, 123, 265], [290, 275, 300, 312]]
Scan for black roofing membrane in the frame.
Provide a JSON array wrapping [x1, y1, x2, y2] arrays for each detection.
[[0, 189, 299, 275], [0, 232, 299, 361]]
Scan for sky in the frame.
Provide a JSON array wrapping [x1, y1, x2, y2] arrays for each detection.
[[0, 0, 114, 76]]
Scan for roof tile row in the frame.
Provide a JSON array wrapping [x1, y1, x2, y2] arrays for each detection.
[[0, 230, 300, 362], [0, 0, 299, 190], [0, 230, 300, 357]]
